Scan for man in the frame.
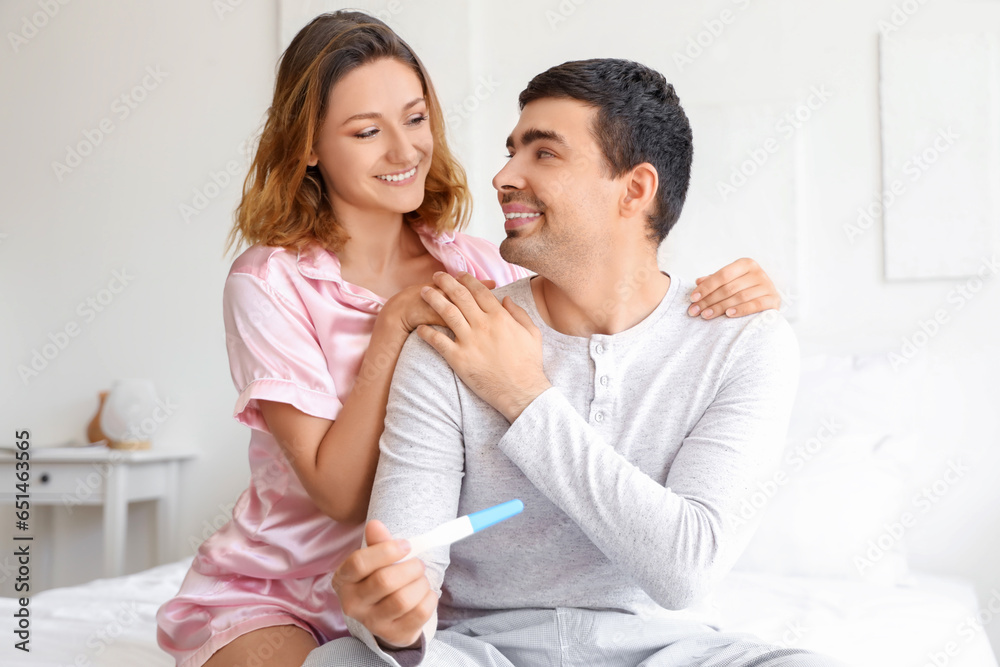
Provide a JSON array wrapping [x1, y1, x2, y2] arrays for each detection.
[[305, 59, 845, 666]]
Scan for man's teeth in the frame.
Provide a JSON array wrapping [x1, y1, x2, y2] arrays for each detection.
[[376, 166, 417, 182], [504, 212, 542, 219]]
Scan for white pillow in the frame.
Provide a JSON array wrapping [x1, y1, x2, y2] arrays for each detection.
[[730, 432, 912, 585], [785, 352, 924, 447]]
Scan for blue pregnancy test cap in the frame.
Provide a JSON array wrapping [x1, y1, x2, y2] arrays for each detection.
[[468, 499, 524, 533]]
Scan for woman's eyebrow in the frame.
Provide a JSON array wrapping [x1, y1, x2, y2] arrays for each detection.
[[340, 97, 426, 126]]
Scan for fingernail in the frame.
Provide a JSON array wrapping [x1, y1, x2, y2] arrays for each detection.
[[726, 308, 736, 317], [688, 304, 700, 316], [398, 539, 411, 552], [420, 286, 430, 295], [458, 271, 469, 277], [702, 309, 714, 318], [433, 271, 444, 278], [690, 292, 701, 302]]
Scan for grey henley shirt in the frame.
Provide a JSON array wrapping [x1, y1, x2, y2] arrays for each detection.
[[345, 274, 800, 666]]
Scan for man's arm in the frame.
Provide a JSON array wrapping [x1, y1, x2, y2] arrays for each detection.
[[496, 316, 799, 610], [340, 330, 466, 666], [413, 272, 798, 610]]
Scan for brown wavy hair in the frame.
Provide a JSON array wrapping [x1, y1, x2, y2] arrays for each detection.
[[224, 11, 471, 258]]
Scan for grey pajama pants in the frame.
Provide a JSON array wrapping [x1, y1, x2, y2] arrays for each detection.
[[302, 608, 850, 667]]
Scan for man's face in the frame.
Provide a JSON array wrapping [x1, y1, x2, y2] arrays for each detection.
[[492, 98, 620, 279]]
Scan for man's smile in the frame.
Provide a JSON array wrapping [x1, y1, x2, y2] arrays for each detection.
[[502, 203, 544, 231]]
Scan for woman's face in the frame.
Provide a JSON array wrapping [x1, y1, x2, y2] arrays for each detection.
[[308, 57, 433, 219]]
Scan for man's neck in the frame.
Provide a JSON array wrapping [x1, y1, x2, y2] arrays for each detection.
[[530, 257, 671, 337]]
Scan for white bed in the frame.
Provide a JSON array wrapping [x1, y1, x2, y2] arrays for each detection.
[[5, 353, 995, 667], [1, 557, 997, 667]]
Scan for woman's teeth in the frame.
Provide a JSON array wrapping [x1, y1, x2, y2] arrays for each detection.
[[377, 166, 417, 182]]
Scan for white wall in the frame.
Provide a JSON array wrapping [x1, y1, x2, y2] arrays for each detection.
[[2, 0, 999, 656], [0, 0, 280, 588]]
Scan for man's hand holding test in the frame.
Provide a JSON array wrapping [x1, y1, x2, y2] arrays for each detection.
[[331, 520, 432, 650]]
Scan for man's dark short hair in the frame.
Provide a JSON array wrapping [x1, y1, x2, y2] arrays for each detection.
[[518, 58, 693, 244]]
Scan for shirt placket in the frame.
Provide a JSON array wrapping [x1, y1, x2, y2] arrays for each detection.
[[589, 337, 612, 426]]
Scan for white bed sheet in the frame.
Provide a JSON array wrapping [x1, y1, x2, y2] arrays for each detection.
[[1, 558, 996, 667], [713, 570, 999, 667]]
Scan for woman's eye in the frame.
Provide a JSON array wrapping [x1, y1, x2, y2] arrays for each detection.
[[408, 113, 429, 126], [355, 127, 379, 139]]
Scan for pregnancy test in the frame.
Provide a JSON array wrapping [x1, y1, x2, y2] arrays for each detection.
[[398, 499, 524, 562]]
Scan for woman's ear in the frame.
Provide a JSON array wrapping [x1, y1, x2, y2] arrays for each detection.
[[620, 162, 658, 219]]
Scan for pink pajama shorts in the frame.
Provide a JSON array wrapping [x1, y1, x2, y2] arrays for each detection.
[[156, 565, 350, 667]]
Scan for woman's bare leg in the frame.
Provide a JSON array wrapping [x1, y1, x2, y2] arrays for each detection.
[[202, 624, 318, 667]]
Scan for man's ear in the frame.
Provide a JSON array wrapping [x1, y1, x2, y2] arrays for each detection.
[[620, 162, 658, 220]]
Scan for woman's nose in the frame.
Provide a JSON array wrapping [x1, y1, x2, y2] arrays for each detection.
[[385, 127, 419, 166]]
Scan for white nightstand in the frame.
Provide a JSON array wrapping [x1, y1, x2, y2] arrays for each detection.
[[0, 447, 195, 578]]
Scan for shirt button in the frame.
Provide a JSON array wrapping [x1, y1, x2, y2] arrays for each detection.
[[594, 412, 604, 423], [600, 375, 609, 386], [595, 344, 604, 355]]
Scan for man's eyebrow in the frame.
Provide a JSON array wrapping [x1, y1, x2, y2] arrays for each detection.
[[506, 128, 569, 151], [341, 97, 426, 125]]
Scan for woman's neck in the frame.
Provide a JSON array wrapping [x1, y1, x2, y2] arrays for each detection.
[[335, 208, 424, 276]]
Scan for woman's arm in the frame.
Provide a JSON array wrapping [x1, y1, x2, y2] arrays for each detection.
[[258, 284, 449, 525]]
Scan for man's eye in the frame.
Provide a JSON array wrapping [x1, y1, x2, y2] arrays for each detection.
[[504, 153, 514, 159], [537, 149, 555, 158]]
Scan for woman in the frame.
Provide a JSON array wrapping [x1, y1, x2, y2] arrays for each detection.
[[156, 11, 782, 667]]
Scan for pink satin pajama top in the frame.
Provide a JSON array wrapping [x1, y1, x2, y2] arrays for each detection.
[[207, 226, 526, 577], [157, 226, 527, 664]]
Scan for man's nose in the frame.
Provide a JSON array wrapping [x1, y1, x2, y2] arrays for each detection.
[[492, 158, 525, 192]]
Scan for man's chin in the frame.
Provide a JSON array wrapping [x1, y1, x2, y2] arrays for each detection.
[[499, 236, 529, 269]]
